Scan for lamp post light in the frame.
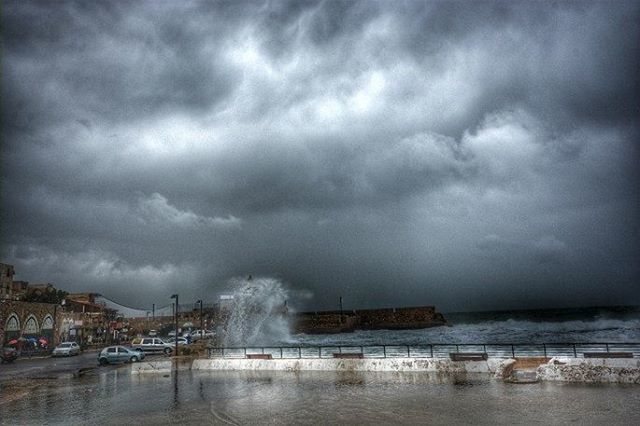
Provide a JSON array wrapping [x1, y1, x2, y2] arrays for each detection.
[[170, 294, 179, 356], [196, 300, 203, 340]]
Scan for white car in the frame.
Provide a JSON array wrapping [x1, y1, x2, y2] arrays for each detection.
[[130, 337, 174, 354], [189, 329, 214, 341], [52, 342, 80, 357], [166, 337, 189, 346]]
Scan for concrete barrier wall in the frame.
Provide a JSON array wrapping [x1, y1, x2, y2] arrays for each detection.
[[537, 357, 640, 384], [133, 356, 640, 384], [192, 357, 510, 376]]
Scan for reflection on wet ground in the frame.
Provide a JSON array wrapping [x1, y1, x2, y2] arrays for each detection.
[[1, 369, 640, 425]]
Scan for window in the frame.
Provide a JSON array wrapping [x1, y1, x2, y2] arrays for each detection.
[[42, 315, 54, 330], [5, 314, 19, 331], [107, 347, 116, 353], [142, 338, 152, 344], [24, 316, 39, 334]]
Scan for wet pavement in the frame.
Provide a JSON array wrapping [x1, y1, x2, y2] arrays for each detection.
[[1, 352, 101, 380], [0, 350, 168, 380], [1, 367, 640, 425]]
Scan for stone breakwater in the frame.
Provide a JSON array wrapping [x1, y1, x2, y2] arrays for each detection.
[[132, 356, 640, 384], [292, 306, 447, 334]]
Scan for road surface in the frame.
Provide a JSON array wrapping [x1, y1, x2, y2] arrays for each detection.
[[0, 349, 166, 381]]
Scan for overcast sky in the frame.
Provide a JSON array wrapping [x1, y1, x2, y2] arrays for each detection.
[[1, 0, 638, 312]]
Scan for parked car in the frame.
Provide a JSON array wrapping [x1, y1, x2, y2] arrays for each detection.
[[98, 346, 145, 365], [166, 337, 189, 346], [189, 329, 215, 341], [52, 342, 80, 357], [130, 337, 174, 354], [1, 347, 18, 363]]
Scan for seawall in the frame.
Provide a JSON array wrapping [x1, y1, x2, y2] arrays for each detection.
[[191, 357, 511, 376], [293, 306, 447, 334], [132, 356, 640, 384], [537, 357, 640, 384]]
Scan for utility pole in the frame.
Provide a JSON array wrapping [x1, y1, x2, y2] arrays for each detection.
[[197, 300, 203, 339], [170, 294, 179, 356], [152, 303, 155, 319]]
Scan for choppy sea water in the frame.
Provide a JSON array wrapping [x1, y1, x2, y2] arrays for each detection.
[[2, 369, 640, 425], [288, 306, 640, 346]]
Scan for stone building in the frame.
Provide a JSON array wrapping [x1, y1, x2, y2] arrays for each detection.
[[1, 263, 15, 300], [11, 281, 29, 299], [0, 299, 61, 347], [0, 262, 122, 348], [61, 294, 117, 345]]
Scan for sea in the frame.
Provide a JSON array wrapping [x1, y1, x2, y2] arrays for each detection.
[[289, 305, 640, 346]]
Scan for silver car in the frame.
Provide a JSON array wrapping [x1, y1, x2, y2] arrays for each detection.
[[52, 342, 80, 357], [98, 346, 145, 365]]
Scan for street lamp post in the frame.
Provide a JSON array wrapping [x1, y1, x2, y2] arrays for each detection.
[[196, 300, 203, 340], [170, 294, 179, 356]]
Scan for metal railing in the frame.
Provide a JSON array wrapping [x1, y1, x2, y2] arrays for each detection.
[[207, 343, 640, 359]]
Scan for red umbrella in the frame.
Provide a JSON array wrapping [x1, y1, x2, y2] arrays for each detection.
[[7, 339, 18, 345]]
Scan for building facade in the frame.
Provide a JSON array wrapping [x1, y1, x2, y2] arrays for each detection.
[[1, 263, 15, 300], [0, 300, 61, 347]]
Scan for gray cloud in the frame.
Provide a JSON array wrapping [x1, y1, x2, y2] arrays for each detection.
[[1, 0, 638, 311]]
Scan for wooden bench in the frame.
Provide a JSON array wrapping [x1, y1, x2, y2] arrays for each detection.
[[333, 353, 364, 359], [449, 352, 488, 361], [583, 352, 633, 359], [246, 354, 273, 360]]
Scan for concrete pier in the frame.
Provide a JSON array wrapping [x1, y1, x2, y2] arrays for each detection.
[[191, 357, 513, 377]]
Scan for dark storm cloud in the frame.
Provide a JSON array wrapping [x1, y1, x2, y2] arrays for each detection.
[[1, 0, 638, 311]]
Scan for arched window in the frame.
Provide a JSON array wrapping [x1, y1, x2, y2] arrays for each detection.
[[42, 315, 54, 330], [5, 314, 20, 331], [24, 315, 39, 334]]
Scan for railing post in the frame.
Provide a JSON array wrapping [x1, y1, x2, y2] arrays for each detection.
[[360, 346, 364, 357], [407, 346, 411, 358], [430, 344, 433, 358], [456, 345, 459, 353], [606, 343, 609, 353], [383, 345, 386, 358], [299, 347, 301, 359], [318, 347, 321, 358], [573, 344, 577, 358], [511, 344, 515, 358], [280, 347, 283, 359], [244, 347, 247, 358]]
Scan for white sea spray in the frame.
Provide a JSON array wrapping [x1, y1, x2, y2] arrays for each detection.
[[223, 276, 293, 346]]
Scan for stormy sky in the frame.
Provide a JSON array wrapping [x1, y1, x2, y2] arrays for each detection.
[[1, 0, 638, 312]]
